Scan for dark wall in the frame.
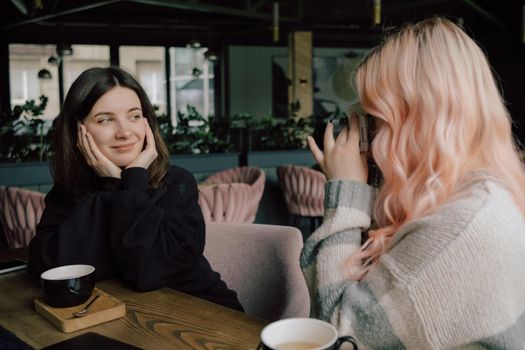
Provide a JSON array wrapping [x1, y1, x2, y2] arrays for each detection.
[[482, 34, 525, 146], [492, 52, 525, 145]]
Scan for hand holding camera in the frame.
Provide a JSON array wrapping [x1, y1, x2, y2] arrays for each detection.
[[307, 112, 369, 183], [331, 113, 372, 153]]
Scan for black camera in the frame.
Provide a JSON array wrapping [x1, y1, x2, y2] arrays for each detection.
[[331, 111, 382, 187], [331, 113, 373, 153]]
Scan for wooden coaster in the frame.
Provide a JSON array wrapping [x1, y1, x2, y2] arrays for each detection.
[[34, 287, 126, 333]]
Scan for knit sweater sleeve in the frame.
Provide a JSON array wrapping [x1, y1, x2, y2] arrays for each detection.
[[301, 180, 418, 349], [301, 179, 525, 350], [300, 181, 388, 342]]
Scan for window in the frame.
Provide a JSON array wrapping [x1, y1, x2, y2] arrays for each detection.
[[10, 65, 39, 105], [8, 44, 216, 126], [120, 46, 215, 125], [170, 47, 214, 120], [62, 45, 110, 94], [9, 44, 60, 121], [120, 46, 167, 115], [272, 48, 370, 119], [137, 61, 166, 110]]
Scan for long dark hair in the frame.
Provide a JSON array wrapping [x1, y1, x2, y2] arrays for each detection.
[[51, 66, 170, 201]]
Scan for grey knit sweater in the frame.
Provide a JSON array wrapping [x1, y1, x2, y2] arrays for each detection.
[[301, 179, 525, 349]]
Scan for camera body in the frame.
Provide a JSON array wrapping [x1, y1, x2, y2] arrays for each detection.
[[331, 112, 382, 187], [331, 113, 373, 153]]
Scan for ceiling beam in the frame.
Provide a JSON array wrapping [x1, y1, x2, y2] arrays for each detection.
[[250, 0, 268, 11], [384, 0, 452, 12], [129, 0, 297, 21], [8, 0, 28, 15], [2, 0, 124, 30]]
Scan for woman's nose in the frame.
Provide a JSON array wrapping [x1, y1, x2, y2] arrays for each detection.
[[115, 121, 132, 138]]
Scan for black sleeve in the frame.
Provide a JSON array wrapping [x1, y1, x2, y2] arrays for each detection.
[[28, 166, 206, 292], [28, 184, 118, 282], [106, 166, 206, 291]]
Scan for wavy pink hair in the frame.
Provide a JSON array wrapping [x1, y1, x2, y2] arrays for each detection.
[[347, 17, 525, 280]]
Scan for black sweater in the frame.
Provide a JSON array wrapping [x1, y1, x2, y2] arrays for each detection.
[[28, 166, 243, 311]]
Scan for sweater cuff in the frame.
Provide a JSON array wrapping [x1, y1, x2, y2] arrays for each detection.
[[97, 176, 122, 193], [121, 167, 149, 190], [325, 180, 375, 214]]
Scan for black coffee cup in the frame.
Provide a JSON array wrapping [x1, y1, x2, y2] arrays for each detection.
[[40, 265, 95, 308], [258, 318, 358, 350]]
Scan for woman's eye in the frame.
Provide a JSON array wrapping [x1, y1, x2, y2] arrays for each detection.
[[130, 114, 142, 120], [97, 117, 112, 124]]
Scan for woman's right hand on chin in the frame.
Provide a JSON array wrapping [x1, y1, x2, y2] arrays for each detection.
[[307, 113, 368, 183], [77, 123, 122, 179], [126, 118, 158, 170]]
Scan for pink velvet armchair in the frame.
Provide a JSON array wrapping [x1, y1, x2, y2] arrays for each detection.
[[277, 164, 327, 233], [198, 166, 265, 223], [203, 222, 310, 321], [0, 186, 46, 249]]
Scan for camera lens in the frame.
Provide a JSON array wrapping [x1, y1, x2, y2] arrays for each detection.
[[331, 117, 348, 139]]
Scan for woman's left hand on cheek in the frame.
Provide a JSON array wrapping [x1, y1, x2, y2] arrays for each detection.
[[126, 118, 158, 170]]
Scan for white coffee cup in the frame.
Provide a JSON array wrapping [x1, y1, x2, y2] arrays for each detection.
[[258, 318, 357, 350]]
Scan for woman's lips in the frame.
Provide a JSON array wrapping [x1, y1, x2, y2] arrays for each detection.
[[112, 143, 135, 152]]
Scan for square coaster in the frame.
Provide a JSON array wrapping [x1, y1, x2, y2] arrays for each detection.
[[35, 288, 126, 333]]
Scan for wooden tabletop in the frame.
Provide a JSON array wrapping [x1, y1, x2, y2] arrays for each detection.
[[0, 250, 268, 349]]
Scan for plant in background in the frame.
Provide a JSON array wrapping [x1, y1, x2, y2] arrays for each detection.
[[250, 115, 315, 151], [158, 105, 232, 154], [0, 95, 50, 162], [309, 104, 347, 148], [0, 101, 320, 162], [249, 100, 315, 151], [157, 104, 315, 154]]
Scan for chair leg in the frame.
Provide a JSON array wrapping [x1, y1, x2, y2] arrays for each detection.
[[309, 217, 316, 235], [315, 217, 322, 230], [291, 214, 299, 227]]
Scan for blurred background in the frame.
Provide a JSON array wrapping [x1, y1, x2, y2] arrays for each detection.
[[1, 0, 524, 145], [0, 0, 524, 241]]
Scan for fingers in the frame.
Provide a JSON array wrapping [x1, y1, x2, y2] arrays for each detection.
[[144, 118, 156, 150], [78, 124, 96, 163], [85, 131, 105, 161], [307, 136, 324, 166], [360, 152, 368, 168], [76, 123, 82, 150], [348, 112, 360, 145], [76, 122, 122, 178], [126, 118, 158, 170], [77, 124, 106, 165], [323, 122, 335, 151], [334, 118, 348, 145]]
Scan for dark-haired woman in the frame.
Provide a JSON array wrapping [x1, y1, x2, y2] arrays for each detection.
[[28, 67, 243, 311]]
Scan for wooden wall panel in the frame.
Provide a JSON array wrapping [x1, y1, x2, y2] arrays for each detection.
[[288, 31, 313, 118]]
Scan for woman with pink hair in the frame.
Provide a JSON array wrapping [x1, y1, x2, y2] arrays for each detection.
[[303, 17, 525, 349]]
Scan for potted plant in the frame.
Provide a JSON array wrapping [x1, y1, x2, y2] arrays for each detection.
[[0, 95, 50, 162]]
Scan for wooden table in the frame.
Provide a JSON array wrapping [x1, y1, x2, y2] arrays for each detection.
[[0, 249, 268, 349]]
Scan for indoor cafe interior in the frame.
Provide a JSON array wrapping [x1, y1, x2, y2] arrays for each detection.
[[1, 0, 524, 349]]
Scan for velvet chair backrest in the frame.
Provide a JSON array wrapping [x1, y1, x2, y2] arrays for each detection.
[[277, 165, 326, 217], [199, 167, 266, 223], [198, 183, 253, 223], [0, 186, 46, 249], [203, 222, 310, 321]]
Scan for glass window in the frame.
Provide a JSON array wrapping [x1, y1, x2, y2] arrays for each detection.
[[120, 46, 166, 115], [62, 45, 110, 94], [9, 44, 60, 121], [137, 61, 166, 110], [272, 49, 370, 119], [170, 47, 214, 122]]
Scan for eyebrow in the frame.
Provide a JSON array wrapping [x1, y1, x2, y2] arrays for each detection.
[[93, 107, 142, 117]]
